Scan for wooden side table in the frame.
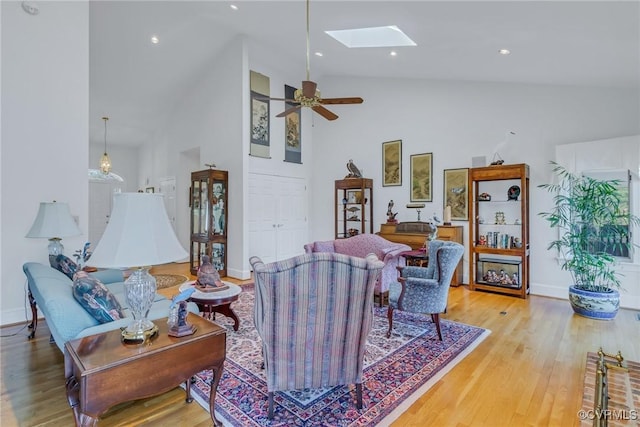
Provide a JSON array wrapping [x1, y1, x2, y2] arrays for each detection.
[[180, 281, 242, 331], [64, 314, 226, 426], [399, 249, 429, 267]]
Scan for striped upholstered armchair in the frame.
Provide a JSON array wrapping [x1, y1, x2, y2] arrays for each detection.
[[250, 252, 384, 419], [387, 240, 464, 340]]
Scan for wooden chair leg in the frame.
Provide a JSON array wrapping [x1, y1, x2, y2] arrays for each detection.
[[431, 313, 443, 341], [268, 392, 274, 419], [356, 383, 363, 409], [386, 306, 394, 338]]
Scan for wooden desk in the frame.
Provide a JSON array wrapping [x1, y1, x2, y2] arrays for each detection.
[[64, 314, 226, 426], [378, 223, 464, 286]]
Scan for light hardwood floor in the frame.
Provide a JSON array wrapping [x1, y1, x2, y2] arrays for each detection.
[[1, 262, 638, 426]]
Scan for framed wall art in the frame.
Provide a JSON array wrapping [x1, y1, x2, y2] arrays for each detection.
[[284, 84, 302, 164], [382, 139, 402, 186], [443, 168, 469, 220], [249, 70, 271, 158], [410, 153, 432, 202]]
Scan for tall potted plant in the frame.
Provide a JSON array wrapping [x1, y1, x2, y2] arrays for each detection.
[[539, 162, 639, 319]]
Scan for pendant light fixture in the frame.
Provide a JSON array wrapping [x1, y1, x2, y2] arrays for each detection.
[[100, 116, 112, 174]]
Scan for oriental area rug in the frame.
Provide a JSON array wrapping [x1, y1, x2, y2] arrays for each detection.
[[153, 274, 189, 289], [189, 285, 490, 426]]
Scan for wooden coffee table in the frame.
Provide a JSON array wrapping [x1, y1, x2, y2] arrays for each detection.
[[180, 281, 242, 331], [64, 314, 226, 426]]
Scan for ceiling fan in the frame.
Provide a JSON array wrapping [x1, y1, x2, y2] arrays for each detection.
[[269, 0, 363, 121]]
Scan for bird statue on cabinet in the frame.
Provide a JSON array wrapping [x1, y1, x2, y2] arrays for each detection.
[[346, 159, 363, 178]]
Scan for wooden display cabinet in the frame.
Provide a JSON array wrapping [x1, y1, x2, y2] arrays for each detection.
[[335, 178, 373, 239], [468, 163, 529, 298], [190, 168, 228, 276]]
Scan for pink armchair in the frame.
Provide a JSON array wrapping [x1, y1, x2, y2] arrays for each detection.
[[304, 234, 411, 305]]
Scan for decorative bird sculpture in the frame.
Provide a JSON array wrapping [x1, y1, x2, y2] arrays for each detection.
[[346, 159, 362, 178], [170, 287, 195, 309]]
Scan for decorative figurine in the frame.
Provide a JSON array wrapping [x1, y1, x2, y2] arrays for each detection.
[[345, 159, 363, 178], [195, 255, 228, 292], [386, 200, 398, 223], [507, 185, 520, 201], [168, 288, 197, 337]]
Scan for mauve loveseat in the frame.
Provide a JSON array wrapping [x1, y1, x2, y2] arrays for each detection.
[[304, 233, 411, 305]]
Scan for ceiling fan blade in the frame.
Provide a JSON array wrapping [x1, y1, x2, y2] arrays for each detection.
[[312, 105, 339, 121], [255, 96, 297, 102], [320, 97, 364, 105], [276, 105, 303, 118], [302, 80, 317, 98]]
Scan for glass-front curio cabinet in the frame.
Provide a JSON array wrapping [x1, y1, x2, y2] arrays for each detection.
[[190, 168, 228, 276]]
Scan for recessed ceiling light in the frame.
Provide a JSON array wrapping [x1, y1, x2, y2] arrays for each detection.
[[390, 51, 397, 57], [150, 35, 159, 44], [326, 25, 417, 48], [230, 4, 238, 11], [499, 49, 511, 55], [315, 52, 323, 57]]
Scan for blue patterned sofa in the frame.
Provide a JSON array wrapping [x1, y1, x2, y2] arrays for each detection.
[[250, 252, 384, 418], [23, 262, 199, 352]]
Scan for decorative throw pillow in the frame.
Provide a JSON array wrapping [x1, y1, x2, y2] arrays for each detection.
[[72, 271, 124, 324], [54, 254, 78, 280]]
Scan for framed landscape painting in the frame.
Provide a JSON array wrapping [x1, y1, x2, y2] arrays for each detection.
[[443, 168, 469, 220], [410, 153, 432, 202], [382, 140, 402, 186]]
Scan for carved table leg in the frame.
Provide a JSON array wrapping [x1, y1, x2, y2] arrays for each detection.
[[209, 363, 225, 427], [27, 287, 37, 339], [214, 304, 240, 331], [184, 377, 193, 403], [65, 376, 98, 427]]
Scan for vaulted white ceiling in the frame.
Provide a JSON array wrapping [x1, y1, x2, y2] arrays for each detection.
[[88, 1, 640, 147]]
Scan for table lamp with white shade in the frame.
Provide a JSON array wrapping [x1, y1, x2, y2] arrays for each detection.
[[26, 201, 82, 264], [87, 192, 188, 343]]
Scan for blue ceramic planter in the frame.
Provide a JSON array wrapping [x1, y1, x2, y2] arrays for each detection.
[[568, 285, 620, 320]]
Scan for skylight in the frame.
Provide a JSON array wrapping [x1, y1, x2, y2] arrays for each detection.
[[325, 25, 416, 48]]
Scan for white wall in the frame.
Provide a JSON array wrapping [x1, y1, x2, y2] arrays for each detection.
[[546, 135, 640, 308], [310, 76, 639, 308], [1, 1, 90, 324]]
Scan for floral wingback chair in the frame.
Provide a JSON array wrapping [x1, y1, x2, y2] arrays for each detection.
[[250, 252, 384, 419], [386, 240, 464, 340], [304, 234, 411, 306]]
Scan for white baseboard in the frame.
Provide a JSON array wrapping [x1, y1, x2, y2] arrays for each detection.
[[530, 282, 568, 301], [0, 307, 34, 327], [226, 267, 252, 281]]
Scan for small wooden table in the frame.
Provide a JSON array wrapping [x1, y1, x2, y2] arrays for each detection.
[[399, 249, 429, 267], [64, 314, 226, 426], [180, 281, 242, 331]]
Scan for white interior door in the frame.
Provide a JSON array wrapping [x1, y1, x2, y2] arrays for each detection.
[[159, 176, 177, 233], [248, 174, 307, 263], [89, 181, 122, 246]]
